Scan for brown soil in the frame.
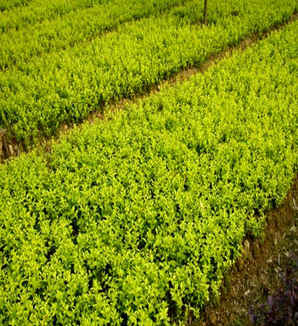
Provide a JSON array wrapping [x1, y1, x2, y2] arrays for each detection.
[[190, 176, 298, 326], [0, 13, 297, 163]]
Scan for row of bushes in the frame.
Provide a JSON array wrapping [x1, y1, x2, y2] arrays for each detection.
[[0, 0, 296, 144], [0, 0, 194, 70], [0, 0, 109, 31], [0, 19, 297, 325]]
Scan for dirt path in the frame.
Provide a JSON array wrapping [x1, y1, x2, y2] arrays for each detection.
[[191, 176, 298, 326]]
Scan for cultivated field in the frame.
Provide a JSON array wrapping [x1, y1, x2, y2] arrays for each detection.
[[0, 0, 297, 325]]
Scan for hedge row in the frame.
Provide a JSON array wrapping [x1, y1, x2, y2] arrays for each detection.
[[0, 0, 193, 70], [0, 0, 110, 32], [0, 19, 297, 325], [0, 0, 296, 144]]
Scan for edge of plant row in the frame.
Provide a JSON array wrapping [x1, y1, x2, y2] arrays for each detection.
[[191, 175, 298, 326]]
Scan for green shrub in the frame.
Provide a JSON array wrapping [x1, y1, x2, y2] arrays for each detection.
[[0, 0, 296, 144], [0, 20, 297, 324]]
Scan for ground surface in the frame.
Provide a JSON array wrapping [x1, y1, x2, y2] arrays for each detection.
[[193, 177, 298, 326]]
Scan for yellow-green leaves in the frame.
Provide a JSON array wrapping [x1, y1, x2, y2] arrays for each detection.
[[0, 0, 296, 144], [0, 7, 297, 326]]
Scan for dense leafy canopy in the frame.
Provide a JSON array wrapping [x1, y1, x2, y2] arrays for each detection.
[[0, 19, 297, 324], [0, 0, 296, 143]]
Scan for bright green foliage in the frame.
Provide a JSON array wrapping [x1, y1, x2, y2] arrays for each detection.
[[0, 0, 194, 69], [0, 0, 296, 144], [0, 0, 110, 32], [0, 0, 32, 12], [0, 21, 297, 325]]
